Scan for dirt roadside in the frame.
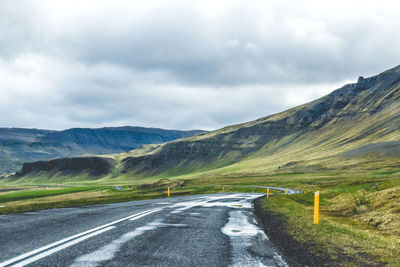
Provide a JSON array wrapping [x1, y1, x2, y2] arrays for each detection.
[[253, 197, 333, 266]]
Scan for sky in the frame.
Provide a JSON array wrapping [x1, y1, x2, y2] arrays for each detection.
[[1, 0, 400, 131]]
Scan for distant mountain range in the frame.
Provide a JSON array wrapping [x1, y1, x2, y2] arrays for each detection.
[[9, 65, 400, 181], [0, 127, 204, 174]]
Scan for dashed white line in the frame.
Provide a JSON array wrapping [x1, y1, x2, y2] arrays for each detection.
[[12, 226, 116, 267], [70, 220, 187, 267], [0, 208, 161, 267]]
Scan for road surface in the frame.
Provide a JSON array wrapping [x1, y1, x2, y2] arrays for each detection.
[[0, 193, 289, 266], [219, 185, 301, 195]]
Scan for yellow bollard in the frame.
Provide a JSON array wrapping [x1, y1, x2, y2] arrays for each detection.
[[285, 189, 288, 194], [266, 188, 269, 199], [314, 191, 320, 224], [167, 187, 170, 197]]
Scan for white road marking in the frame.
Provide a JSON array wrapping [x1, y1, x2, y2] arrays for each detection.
[[169, 193, 261, 213], [71, 220, 187, 267], [12, 226, 115, 267], [78, 196, 269, 266], [0, 208, 161, 267], [129, 208, 162, 221]]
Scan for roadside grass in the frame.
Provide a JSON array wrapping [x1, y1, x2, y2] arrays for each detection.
[[0, 186, 99, 203], [260, 179, 400, 266]]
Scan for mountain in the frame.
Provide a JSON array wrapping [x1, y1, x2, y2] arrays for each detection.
[[0, 127, 204, 174], [12, 65, 400, 180]]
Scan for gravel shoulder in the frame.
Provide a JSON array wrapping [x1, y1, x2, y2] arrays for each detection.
[[253, 197, 331, 267]]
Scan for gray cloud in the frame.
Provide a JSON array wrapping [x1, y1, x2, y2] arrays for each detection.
[[1, 0, 400, 130]]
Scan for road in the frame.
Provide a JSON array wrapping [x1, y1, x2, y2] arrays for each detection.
[[0, 193, 289, 267], [219, 185, 301, 195]]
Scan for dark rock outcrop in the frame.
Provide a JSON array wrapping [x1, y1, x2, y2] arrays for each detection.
[[16, 157, 115, 177]]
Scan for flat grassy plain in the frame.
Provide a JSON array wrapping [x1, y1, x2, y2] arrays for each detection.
[[1, 168, 400, 265]]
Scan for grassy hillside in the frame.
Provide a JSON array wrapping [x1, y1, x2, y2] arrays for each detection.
[[115, 65, 399, 179], [8, 65, 399, 182]]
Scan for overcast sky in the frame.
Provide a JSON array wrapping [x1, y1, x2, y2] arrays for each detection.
[[1, 0, 400, 131]]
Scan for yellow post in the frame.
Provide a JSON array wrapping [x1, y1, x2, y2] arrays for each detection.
[[285, 189, 288, 194], [167, 187, 170, 197], [266, 188, 269, 199], [222, 186, 224, 192], [314, 191, 320, 224]]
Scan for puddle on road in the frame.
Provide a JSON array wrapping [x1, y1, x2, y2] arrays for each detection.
[[221, 210, 288, 267]]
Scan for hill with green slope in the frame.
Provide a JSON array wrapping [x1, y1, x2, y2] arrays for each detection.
[[10, 65, 400, 181]]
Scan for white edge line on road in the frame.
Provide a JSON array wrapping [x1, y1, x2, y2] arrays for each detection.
[[0, 208, 161, 267], [12, 226, 116, 267]]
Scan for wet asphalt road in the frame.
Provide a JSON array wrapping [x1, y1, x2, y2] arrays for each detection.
[[0, 193, 288, 267]]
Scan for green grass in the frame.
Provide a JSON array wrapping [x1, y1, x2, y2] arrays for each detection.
[[258, 172, 400, 266], [0, 186, 99, 203], [261, 195, 400, 266]]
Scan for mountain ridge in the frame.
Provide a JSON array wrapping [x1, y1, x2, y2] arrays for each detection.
[[10, 65, 400, 181], [0, 126, 204, 174]]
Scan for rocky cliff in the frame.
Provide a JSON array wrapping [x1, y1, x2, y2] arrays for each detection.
[[119, 65, 400, 176]]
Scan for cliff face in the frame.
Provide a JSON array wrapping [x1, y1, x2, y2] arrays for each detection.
[[0, 127, 204, 174], [120, 65, 400, 176], [11, 65, 400, 180], [121, 118, 303, 175]]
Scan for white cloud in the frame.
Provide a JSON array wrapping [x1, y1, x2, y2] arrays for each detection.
[[1, 0, 400, 130]]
